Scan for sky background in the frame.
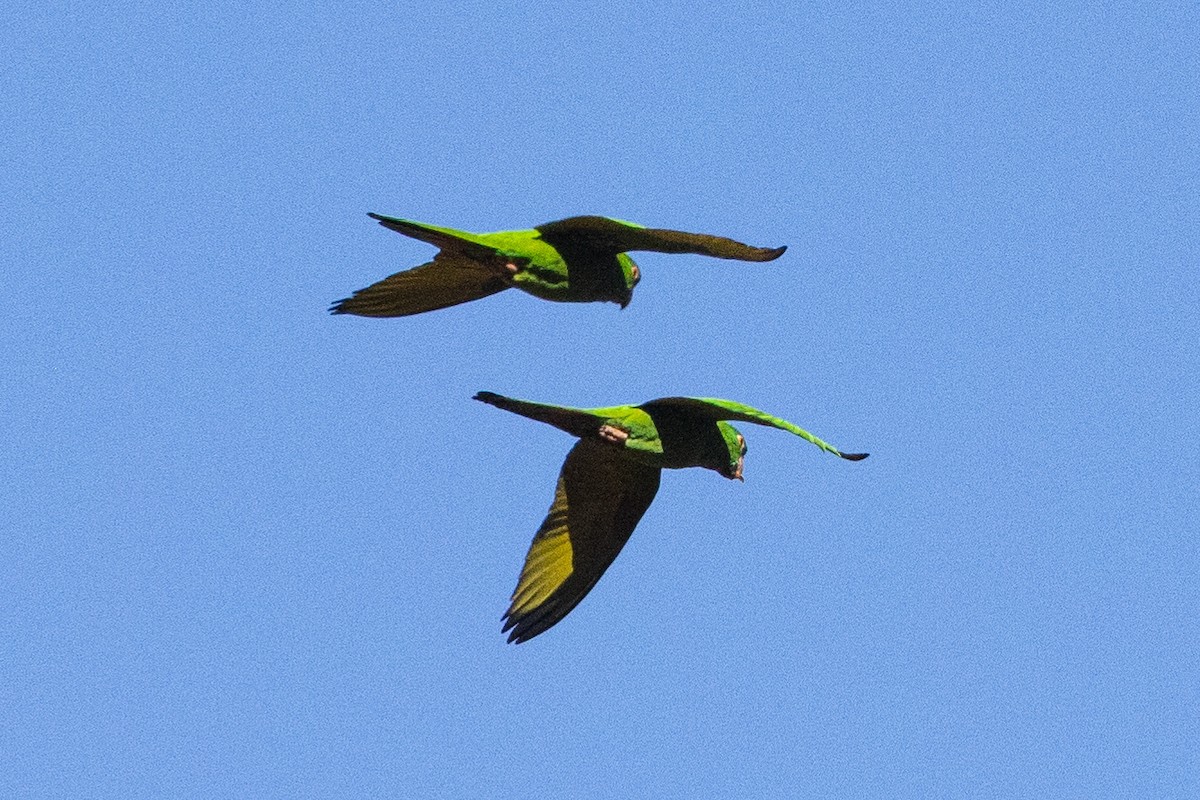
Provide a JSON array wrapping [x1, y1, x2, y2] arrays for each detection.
[[3, 2, 1197, 797]]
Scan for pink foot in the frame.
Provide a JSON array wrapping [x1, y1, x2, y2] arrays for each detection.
[[599, 424, 630, 444]]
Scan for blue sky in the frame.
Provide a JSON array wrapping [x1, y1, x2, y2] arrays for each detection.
[[3, 2, 1197, 797]]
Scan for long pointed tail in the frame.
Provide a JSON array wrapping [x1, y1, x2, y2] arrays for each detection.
[[369, 213, 502, 262], [473, 392, 603, 439]]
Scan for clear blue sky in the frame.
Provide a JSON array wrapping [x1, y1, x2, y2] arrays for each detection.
[[3, 2, 1197, 797]]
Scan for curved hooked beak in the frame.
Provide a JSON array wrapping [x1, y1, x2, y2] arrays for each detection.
[[619, 291, 633, 309]]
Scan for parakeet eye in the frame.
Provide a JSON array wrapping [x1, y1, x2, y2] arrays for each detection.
[[630, 264, 640, 281], [737, 433, 746, 455]]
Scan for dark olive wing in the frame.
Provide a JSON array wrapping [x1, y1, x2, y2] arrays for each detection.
[[535, 216, 786, 262], [640, 397, 869, 461], [329, 252, 509, 317], [502, 438, 661, 644]]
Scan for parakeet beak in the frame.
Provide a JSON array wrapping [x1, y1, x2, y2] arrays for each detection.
[[734, 457, 744, 482]]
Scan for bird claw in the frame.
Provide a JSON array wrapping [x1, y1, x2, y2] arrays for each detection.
[[599, 424, 630, 444]]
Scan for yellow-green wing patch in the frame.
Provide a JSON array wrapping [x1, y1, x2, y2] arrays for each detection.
[[506, 479, 574, 617], [502, 438, 661, 644]]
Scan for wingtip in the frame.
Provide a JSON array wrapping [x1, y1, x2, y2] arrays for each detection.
[[504, 622, 548, 645], [841, 452, 869, 461], [766, 245, 787, 261], [473, 391, 501, 405], [366, 211, 383, 221], [501, 611, 534, 644]]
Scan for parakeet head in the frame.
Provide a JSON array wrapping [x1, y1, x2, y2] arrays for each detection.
[[616, 253, 640, 308], [717, 422, 747, 481]]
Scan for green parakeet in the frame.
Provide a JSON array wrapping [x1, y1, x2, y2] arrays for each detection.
[[473, 391, 868, 643], [330, 214, 786, 317]]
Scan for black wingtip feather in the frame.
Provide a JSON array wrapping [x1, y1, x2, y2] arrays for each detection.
[[502, 600, 567, 644], [841, 452, 869, 461]]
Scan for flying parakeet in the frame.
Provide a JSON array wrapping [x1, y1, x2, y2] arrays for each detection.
[[330, 214, 786, 317], [473, 391, 868, 643]]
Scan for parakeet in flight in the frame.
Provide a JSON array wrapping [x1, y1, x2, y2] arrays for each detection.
[[330, 214, 786, 317], [473, 391, 868, 643]]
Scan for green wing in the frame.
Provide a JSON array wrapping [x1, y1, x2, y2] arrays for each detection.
[[503, 438, 661, 643], [639, 397, 869, 461], [534, 216, 786, 262], [330, 252, 509, 317]]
